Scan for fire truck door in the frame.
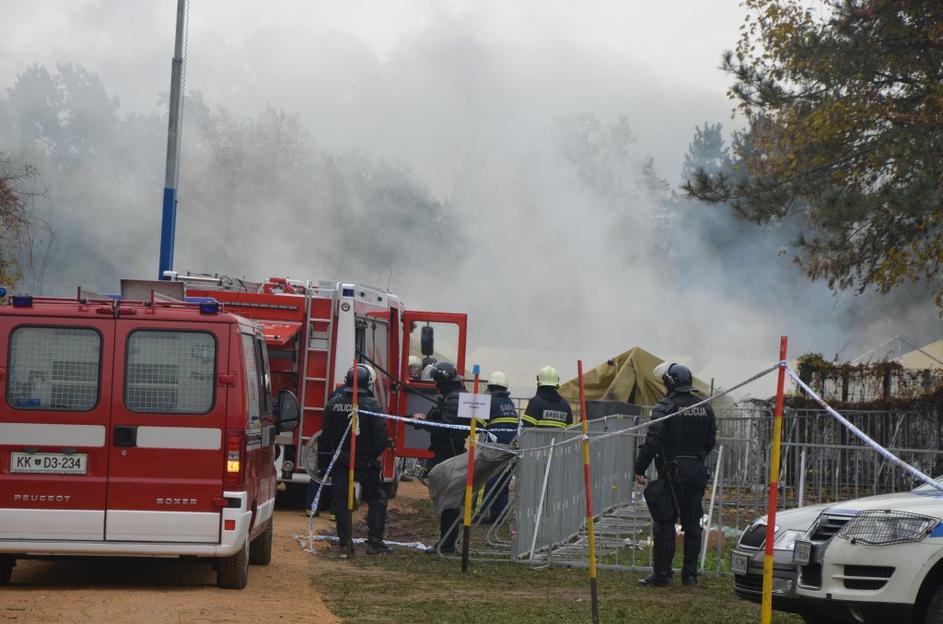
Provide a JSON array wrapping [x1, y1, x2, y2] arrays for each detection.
[[104, 319, 229, 543], [395, 311, 467, 459], [0, 317, 116, 541]]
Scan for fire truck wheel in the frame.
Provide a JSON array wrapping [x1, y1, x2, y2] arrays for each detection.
[[249, 518, 273, 566], [0, 555, 14, 585], [217, 538, 249, 589]]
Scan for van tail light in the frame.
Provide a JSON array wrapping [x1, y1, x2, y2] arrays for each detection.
[[225, 433, 244, 486]]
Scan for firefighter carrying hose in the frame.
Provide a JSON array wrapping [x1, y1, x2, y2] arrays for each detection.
[[634, 363, 716, 587], [411, 361, 467, 553], [522, 365, 573, 429], [319, 364, 390, 556]]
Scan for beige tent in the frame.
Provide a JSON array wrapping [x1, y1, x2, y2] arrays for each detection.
[[559, 346, 735, 418], [899, 340, 943, 370]]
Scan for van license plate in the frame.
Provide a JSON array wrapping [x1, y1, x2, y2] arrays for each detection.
[[10, 452, 87, 474], [730, 552, 749, 575]]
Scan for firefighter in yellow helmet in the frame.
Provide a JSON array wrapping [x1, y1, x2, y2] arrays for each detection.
[[522, 365, 573, 428]]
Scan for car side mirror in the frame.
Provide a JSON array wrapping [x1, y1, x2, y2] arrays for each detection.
[[421, 325, 434, 356], [275, 390, 300, 433]]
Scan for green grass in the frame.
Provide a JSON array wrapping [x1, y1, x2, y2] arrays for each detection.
[[310, 485, 801, 623], [311, 548, 803, 624]]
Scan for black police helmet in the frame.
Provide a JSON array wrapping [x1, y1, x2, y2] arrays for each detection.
[[344, 364, 371, 389], [430, 361, 463, 386], [662, 363, 694, 393]]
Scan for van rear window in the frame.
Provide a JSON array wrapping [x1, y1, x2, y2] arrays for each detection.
[[7, 327, 101, 411], [125, 331, 215, 414]]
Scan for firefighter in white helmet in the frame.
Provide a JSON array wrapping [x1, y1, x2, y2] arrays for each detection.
[[482, 371, 518, 522], [522, 365, 573, 428], [408, 355, 423, 380]]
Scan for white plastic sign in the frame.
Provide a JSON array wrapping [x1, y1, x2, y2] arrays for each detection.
[[457, 392, 491, 421]]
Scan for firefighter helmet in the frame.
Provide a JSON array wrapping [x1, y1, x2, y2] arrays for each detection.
[[344, 364, 372, 389], [488, 371, 508, 390], [536, 365, 560, 388], [654, 362, 693, 393], [431, 361, 463, 385]]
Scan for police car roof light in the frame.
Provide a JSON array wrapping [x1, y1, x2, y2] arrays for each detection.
[[12, 294, 33, 307], [199, 300, 220, 314]]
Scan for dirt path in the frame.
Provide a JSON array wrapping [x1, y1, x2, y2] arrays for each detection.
[[0, 509, 339, 623]]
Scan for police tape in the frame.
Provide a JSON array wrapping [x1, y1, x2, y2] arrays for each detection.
[[358, 408, 473, 432], [307, 419, 352, 549], [484, 361, 786, 455], [785, 366, 943, 494], [351, 359, 779, 457], [588, 360, 784, 443], [295, 534, 432, 554]]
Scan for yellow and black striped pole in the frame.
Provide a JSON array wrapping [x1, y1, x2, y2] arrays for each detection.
[[346, 359, 359, 559], [461, 364, 481, 573], [761, 337, 788, 624], [578, 360, 600, 624]]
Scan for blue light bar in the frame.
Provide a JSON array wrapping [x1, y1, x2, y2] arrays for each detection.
[[199, 300, 220, 314], [0, 287, 7, 298], [12, 295, 33, 307]]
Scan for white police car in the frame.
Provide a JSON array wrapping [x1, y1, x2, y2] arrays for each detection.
[[793, 479, 943, 624], [731, 503, 830, 618]]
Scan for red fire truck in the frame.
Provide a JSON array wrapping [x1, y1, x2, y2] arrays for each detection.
[[166, 272, 468, 500], [0, 285, 300, 589]]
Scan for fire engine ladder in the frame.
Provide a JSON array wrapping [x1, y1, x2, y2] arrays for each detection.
[[298, 283, 335, 447]]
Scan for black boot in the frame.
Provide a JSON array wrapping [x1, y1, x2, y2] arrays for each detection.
[[366, 541, 391, 555], [682, 527, 702, 586], [437, 509, 459, 554], [637, 572, 671, 587]]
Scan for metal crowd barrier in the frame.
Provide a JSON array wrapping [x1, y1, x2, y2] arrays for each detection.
[[510, 414, 637, 561], [463, 404, 943, 576]]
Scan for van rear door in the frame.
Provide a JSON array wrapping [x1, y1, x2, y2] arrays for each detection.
[[104, 317, 229, 543], [0, 315, 115, 541]]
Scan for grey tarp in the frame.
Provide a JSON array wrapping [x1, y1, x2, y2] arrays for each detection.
[[426, 444, 516, 515]]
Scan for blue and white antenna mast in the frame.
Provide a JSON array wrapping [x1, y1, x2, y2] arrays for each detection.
[[158, 0, 186, 279]]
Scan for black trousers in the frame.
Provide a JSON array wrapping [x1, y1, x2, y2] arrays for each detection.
[[331, 458, 387, 548], [651, 458, 707, 579], [429, 446, 462, 551]]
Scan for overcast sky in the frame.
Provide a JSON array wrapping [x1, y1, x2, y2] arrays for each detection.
[[0, 0, 746, 192]]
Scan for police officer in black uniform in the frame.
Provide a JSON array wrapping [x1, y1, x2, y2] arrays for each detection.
[[320, 364, 390, 556], [412, 361, 467, 553], [634, 363, 716, 587]]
